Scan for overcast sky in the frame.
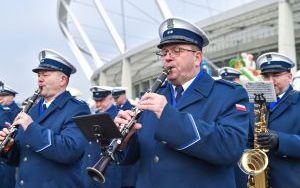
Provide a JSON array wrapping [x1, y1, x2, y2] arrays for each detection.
[[0, 0, 91, 103]]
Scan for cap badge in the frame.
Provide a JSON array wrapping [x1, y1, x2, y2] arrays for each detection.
[[266, 54, 272, 64], [41, 51, 46, 59], [167, 19, 174, 29]]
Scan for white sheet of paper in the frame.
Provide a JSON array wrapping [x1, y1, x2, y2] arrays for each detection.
[[244, 81, 277, 103]]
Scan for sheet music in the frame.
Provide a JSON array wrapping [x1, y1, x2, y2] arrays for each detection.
[[244, 81, 277, 103]]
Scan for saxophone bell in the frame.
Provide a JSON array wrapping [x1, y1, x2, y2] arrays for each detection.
[[238, 149, 269, 175]]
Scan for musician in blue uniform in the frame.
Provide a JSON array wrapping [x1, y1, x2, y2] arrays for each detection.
[[81, 86, 120, 188], [0, 83, 20, 131], [218, 67, 241, 83], [115, 17, 250, 188], [0, 83, 20, 188], [112, 87, 138, 188], [0, 49, 90, 188], [91, 86, 119, 119], [112, 87, 134, 111], [255, 52, 300, 188]]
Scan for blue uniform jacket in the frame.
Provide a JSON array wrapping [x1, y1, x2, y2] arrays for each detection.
[[81, 104, 120, 188], [2, 91, 90, 188], [0, 101, 21, 188], [119, 71, 250, 188], [252, 86, 300, 188]]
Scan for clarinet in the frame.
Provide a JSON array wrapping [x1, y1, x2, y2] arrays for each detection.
[[86, 67, 171, 183], [0, 89, 40, 153]]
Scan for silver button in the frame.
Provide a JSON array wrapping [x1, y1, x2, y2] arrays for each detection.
[[161, 141, 167, 144], [282, 155, 287, 158], [23, 157, 27, 162], [154, 156, 159, 163], [20, 180, 24, 185], [25, 145, 30, 148], [88, 154, 91, 158], [89, 141, 92, 144]]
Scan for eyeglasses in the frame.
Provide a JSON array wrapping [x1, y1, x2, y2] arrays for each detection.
[[155, 47, 197, 57], [262, 72, 290, 79]]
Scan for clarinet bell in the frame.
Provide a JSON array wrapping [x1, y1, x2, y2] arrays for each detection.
[[86, 166, 105, 183]]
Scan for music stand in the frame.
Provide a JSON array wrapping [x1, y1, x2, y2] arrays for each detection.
[[73, 113, 123, 144]]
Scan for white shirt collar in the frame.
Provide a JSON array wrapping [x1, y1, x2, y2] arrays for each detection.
[[277, 92, 285, 100], [43, 90, 65, 108], [43, 98, 54, 108], [172, 76, 196, 95], [277, 85, 291, 99]]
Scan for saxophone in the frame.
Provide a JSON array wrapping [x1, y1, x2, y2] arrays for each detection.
[[238, 93, 269, 188], [0, 89, 40, 153]]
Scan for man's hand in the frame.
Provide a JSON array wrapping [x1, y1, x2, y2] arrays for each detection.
[[114, 110, 142, 149], [137, 93, 167, 118], [0, 128, 14, 148], [257, 130, 279, 150], [0, 128, 10, 142], [12, 112, 33, 131]]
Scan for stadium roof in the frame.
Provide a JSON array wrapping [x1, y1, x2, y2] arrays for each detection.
[[58, 0, 256, 79]]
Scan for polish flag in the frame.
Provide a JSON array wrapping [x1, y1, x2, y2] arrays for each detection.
[[235, 104, 247, 111]]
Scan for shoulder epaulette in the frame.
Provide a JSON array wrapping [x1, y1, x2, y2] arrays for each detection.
[[72, 97, 88, 105], [215, 79, 240, 88]]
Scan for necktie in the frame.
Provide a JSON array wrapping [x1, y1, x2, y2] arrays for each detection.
[[269, 97, 280, 110], [42, 104, 47, 112], [175, 85, 184, 102]]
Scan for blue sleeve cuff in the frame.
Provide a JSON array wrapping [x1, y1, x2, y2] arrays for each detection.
[[176, 113, 201, 150], [156, 104, 201, 150], [23, 122, 52, 152]]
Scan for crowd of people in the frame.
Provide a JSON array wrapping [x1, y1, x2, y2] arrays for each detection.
[[0, 17, 300, 188]]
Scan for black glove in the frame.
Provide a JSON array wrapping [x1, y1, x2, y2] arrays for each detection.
[[257, 131, 279, 150]]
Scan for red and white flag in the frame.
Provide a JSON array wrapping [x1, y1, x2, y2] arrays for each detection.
[[235, 104, 247, 112]]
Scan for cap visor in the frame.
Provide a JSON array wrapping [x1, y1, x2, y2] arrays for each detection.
[[93, 97, 105, 101], [261, 68, 289, 74], [32, 67, 57, 73], [0, 92, 15, 96]]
